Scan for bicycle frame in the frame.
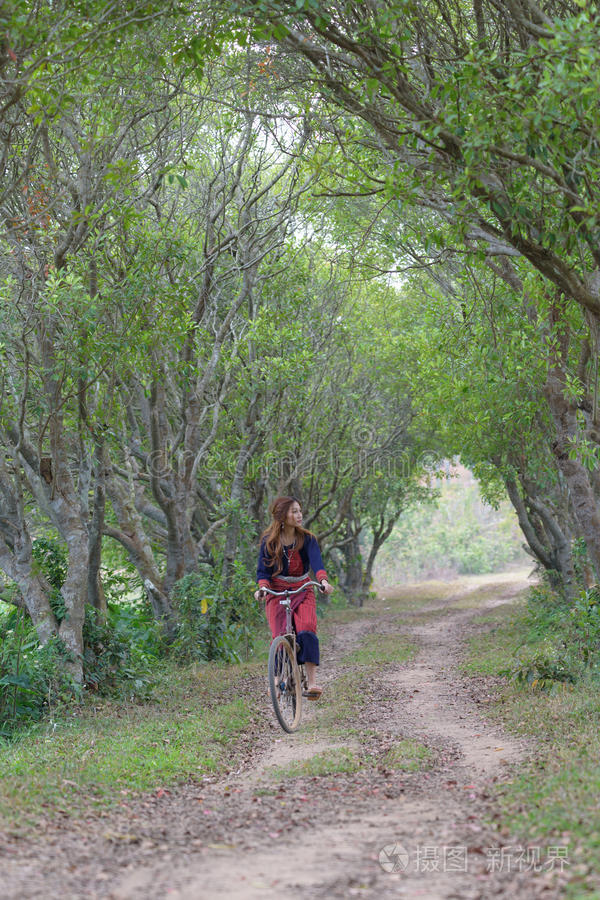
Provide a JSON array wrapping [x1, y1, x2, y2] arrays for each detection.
[[262, 579, 325, 731]]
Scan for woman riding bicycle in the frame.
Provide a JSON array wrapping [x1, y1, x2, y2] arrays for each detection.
[[255, 496, 333, 699]]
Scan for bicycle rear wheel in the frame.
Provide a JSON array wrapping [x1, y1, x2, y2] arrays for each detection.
[[268, 636, 302, 733]]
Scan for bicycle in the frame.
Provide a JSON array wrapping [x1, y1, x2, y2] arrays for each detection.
[[260, 580, 325, 733]]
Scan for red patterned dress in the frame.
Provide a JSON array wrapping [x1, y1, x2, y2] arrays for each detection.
[[256, 534, 328, 665]]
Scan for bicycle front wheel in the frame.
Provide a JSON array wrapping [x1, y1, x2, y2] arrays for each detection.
[[268, 636, 302, 733]]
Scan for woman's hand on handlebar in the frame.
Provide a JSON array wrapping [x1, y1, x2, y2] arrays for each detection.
[[254, 588, 266, 602], [319, 579, 334, 595]]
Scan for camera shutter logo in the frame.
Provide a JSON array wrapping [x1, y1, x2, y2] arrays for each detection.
[[379, 843, 409, 873]]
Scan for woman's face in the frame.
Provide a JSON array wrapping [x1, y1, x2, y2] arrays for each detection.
[[285, 501, 303, 530]]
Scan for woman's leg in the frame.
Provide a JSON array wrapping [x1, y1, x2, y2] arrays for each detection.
[[265, 596, 282, 638], [304, 661, 320, 692], [296, 631, 320, 685], [294, 592, 322, 693]]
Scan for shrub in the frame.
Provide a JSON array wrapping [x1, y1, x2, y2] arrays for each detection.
[[569, 586, 600, 668], [508, 644, 577, 692], [33, 537, 158, 696], [32, 537, 67, 621], [506, 584, 600, 691], [170, 562, 259, 664], [0, 536, 161, 737], [0, 606, 78, 738], [82, 603, 157, 699]]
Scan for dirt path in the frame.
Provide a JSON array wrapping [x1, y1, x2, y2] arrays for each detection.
[[1, 573, 567, 899]]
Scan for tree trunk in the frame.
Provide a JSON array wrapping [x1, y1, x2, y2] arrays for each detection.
[[87, 440, 108, 619], [9, 430, 87, 681], [58, 528, 88, 681], [0, 536, 58, 644], [504, 476, 557, 570], [544, 365, 600, 580], [361, 527, 394, 601], [339, 528, 364, 603], [0, 460, 59, 640], [222, 435, 261, 593], [526, 493, 576, 599], [106, 472, 177, 636]]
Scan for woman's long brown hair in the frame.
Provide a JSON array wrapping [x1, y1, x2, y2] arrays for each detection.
[[261, 496, 315, 576]]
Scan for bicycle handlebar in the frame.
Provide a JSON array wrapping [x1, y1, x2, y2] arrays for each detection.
[[259, 579, 325, 598]]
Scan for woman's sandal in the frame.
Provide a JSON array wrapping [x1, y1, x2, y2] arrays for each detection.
[[305, 686, 323, 700]]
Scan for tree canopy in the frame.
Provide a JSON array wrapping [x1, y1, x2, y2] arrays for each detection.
[[1, 0, 599, 688]]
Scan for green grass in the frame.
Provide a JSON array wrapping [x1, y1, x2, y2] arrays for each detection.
[[317, 581, 441, 637], [449, 587, 508, 610], [0, 700, 251, 823], [318, 602, 380, 628], [461, 603, 529, 676], [307, 669, 366, 736], [376, 581, 460, 608], [349, 632, 419, 667], [0, 658, 262, 829], [381, 738, 434, 772], [269, 747, 361, 779], [462, 598, 600, 898], [267, 739, 433, 781]]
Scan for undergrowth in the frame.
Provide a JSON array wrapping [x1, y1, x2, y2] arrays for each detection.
[[463, 580, 600, 898], [0, 545, 264, 739]]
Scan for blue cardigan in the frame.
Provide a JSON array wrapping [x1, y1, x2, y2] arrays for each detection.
[[257, 534, 327, 585]]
